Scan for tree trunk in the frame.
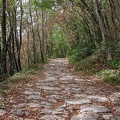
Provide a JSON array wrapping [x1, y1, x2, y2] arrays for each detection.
[[93, 0, 105, 45], [1, 0, 7, 75]]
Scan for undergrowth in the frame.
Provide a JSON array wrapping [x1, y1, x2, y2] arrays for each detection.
[[0, 63, 44, 94], [103, 72, 120, 84], [69, 50, 120, 84]]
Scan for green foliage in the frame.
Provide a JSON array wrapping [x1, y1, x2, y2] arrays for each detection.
[[104, 72, 120, 84], [68, 40, 94, 63], [33, 0, 54, 10], [97, 69, 118, 77], [49, 26, 68, 58], [109, 45, 120, 68], [22, 64, 44, 74]]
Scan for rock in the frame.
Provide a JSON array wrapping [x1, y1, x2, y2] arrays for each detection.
[[59, 76, 70, 81], [102, 114, 114, 120], [113, 106, 120, 114], [85, 89, 99, 94], [13, 103, 26, 108], [109, 92, 120, 104], [24, 91, 41, 95], [71, 112, 99, 120], [28, 95, 42, 100], [40, 101, 51, 106], [74, 94, 87, 99], [66, 99, 91, 105], [87, 95, 109, 102], [0, 109, 6, 116], [39, 115, 65, 120], [52, 106, 68, 115], [25, 84, 33, 87], [40, 109, 53, 115], [37, 77, 57, 83], [48, 98, 57, 103], [0, 95, 4, 101], [11, 109, 29, 116], [80, 105, 110, 113], [27, 103, 41, 108], [102, 113, 120, 120], [74, 78, 86, 82], [9, 115, 34, 120], [37, 86, 60, 91]]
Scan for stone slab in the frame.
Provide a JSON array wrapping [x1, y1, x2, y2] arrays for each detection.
[[71, 112, 99, 120], [80, 105, 110, 113], [39, 115, 65, 120], [66, 99, 91, 105]]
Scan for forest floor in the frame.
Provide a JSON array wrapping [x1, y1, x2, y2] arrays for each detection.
[[0, 58, 120, 120]]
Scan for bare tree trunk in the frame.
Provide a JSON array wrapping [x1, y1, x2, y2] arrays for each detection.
[[35, 9, 43, 62], [29, 0, 36, 64], [93, 0, 105, 45], [27, 28, 31, 67], [18, 0, 23, 71], [1, 0, 7, 76], [41, 10, 45, 62]]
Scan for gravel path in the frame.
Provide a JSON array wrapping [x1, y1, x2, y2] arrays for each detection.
[[0, 58, 120, 120]]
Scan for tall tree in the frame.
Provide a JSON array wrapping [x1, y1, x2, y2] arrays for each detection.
[[1, 0, 7, 76]]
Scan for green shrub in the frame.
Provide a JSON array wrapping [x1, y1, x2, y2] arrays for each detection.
[[104, 72, 120, 84]]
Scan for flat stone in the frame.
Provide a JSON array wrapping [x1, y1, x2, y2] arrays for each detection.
[[25, 84, 33, 87], [37, 86, 60, 91], [71, 112, 99, 120], [66, 99, 91, 105], [9, 115, 33, 120], [74, 78, 86, 82], [48, 99, 57, 103], [0, 109, 6, 116], [40, 109, 53, 115], [87, 95, 109, 102], [13, 103, 26, 108], [52, 106, 68, 115], [102, 114, 114, 120], [113, 106, 120, 114], [28, 95, 42, 100], [40, 101, 51, 106], [27, 103, 41, 108], [59, 76, 70, 81], [36, 83, 52, 86], [102, 113, 120, 120], [0, 95, 4, 101], [74, 94, 87, 99], [47, 95, 60, 99], [25, 88, 34, 91], [80, 105, 110, 113], [39, 115, 65, 120], [109, 92, 120, 104], [11, 109, 29, 116], [39, 77, 57, 82], [24, 91, 40, 95], [85, 91, 98, 94]]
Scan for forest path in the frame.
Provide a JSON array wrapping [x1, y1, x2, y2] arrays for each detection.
[[0, 58, 120, 120]]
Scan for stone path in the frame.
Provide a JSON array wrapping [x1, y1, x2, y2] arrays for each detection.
[[0, 58, 120, 120]]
